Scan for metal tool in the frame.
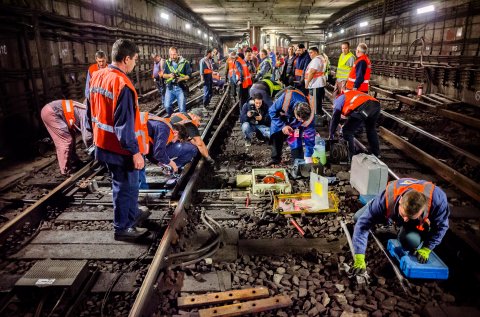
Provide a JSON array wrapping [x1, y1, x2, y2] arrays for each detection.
[[340, 221, 370, 288], [369, 229, 412, 294]]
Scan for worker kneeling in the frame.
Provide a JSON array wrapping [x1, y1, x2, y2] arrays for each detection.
[[268, 88, 315, 166], [329, 91, 381, 160], [351, 178, 449, 275], [240, 93, 271, 147], [41, 99, 92, 175], [145, 113, 197, 173]]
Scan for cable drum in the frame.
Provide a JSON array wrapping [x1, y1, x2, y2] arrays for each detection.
[[330, 141, 349, 163]]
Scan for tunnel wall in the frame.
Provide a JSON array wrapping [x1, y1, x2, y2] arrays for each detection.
[[0, 0, 218, 159]]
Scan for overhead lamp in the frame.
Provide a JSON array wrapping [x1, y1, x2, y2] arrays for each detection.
[[340, 28, 345, 34], [185, 23, 191, 29], [197, 29, 201, 35], [328, 32, 332, 38], [204, 33, 207, 39], [160, 12, 169, 20], [359, 21, 368, 27], [417, 5, 434, 14], [209, 36, 213, 40]]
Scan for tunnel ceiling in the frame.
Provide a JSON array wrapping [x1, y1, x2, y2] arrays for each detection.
[[179, 0, 362, 43]]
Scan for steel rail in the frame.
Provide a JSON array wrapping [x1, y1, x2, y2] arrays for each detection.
[[129, 88, 234, 317]]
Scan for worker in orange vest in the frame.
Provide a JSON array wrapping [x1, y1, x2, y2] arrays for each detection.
[[40, 100, 92, 175], [234, 54, 253, 107], [200, 49, 214, 108], [329, 91, 381, 159], [225, 51, 238, 100], [345, 43, 371, 93], [87, 39, 150, 241], [84, 50, 107, 99]]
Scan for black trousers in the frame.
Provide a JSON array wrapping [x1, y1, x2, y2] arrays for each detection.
[[309, 87, 325, 115], [238, 86, 250, 107]]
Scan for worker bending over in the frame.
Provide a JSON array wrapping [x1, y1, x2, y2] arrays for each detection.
[[351, 178, 450, 275], [41, 99, 92, 175]]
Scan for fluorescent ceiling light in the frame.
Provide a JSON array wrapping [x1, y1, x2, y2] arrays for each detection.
[[417, 5, 434, 14], [160, 12, 169, 20], [185, 23, 191, 29], [328, 32, 332, 37], [340, 28, 345, 34], [209, 36, 213, 40], [197, 29, 201, 35], [203, 33, 207, 39], [359, 21, 368, 27]]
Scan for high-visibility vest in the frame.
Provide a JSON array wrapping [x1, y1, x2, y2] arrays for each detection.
[[61, 100, 76, 129], [213, 72, 221, 81], [170, 112, 201, 127], [89, 67, 147, 155], [88, 64, 100, 78], [346, 54, 371, 92], [341, 91, 377, 116], [385, 178, 435, 231], [165, 58, 188, 83], [260, 58, 273, 79], [262, 79, 283, 97], [308, 55, 326, 79], [201, 57, 213, 75], [336, 51, 355, 80], [235, 57, 252, 88], [227, 58, 236, 80], [138, 112, 150, 154], [280, 89, 314, 127], [148, 114, 175, 144]]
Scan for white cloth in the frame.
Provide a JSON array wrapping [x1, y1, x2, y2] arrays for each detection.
[[306, 56, 326, 89]]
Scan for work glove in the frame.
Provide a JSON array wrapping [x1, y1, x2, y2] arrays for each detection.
[[414, 247, 431, 264], [206, 156, 215, 165], [351, 254, 366, 275]]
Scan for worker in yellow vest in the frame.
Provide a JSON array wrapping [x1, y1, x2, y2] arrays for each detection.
[[333, 42, 355, 99]]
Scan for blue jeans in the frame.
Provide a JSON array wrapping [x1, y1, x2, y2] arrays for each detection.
[[354, 202, 423, 251], [138, 167, 149, 189], [105, 162, 141, 232], [203, 75, 213, 106], [241, 122, 270, 141], [166, 142, 198, 167], [164, 85, 186, 116]]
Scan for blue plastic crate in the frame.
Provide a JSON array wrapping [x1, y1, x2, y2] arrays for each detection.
[[387, 239, 449, 280], [359, 194, 376, 205]]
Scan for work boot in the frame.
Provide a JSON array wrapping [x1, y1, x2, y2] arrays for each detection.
[[114, 227, 148, 241], [245, 139, 252, 147], [134, 207, 152, 227]]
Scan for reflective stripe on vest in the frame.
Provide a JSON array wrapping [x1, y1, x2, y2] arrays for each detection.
[[262, 79, 283, 97], [148, 114, 175, 144], [309, 56, 326, 79], [89, 67, 147, 155], [280, 89, 313, 127], [336, 52, 355, 79], [165, 58, 188, 83], [138, 112, 150, 154], [385, 179, 435, 231], [341, 91, 377, 116], [345, 54, 371, 92], [261, 58, 273, 78], [170, 112, 197, 126], [62, 99, 76, 129], [294, 69, 303, 77]]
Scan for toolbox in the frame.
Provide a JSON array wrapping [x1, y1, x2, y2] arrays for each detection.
[[387, 239, 449, 280], [251, 168, 292, 195], [350, 154, 388, 195], [273, 192, 339, 214]]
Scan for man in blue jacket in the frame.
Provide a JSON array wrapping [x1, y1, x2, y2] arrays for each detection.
[[294, 44, 311, 95], [240, 93, 271, 146], [267, 88, 315, 166], [351, 178, 450, 275]]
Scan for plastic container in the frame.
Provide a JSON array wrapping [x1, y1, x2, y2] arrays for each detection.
[[387, 239, 449, 280], [273, 192, 339, 214], [350, 154, 388, 195], [314, 135, 327, 165], [251, 168, 292, 195]]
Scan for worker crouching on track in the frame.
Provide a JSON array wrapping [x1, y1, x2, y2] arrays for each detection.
[[41, 100, 92, 175], [240, 93, 271, 147], [329, 91, 381, 160], [351, 178, 450, 275], [268, 88, 315, 166], [170, 109, 215, 164], [87, 39, 150, 241], [145, 114, 195, 173]]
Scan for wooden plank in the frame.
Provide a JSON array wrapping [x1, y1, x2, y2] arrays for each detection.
[[31, 230, 137, 245], [438, 109, 480, 130], [238, 237, 345, 256], [56, 210, 168, 221], [198, 295, 292, 317], [178, 287, 269, 309], [379, 127, 480, 202], [11, 244, 148, 260]]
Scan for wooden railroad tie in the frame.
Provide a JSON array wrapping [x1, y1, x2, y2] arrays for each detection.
[[198, 295, 292, 317], [177, 287, 269, 308]]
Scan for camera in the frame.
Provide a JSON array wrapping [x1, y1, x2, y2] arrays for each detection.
[[171, 73, 180, 85], [247, 105, 259, 124]]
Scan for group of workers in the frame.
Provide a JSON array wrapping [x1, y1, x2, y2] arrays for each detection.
[[39, 39, 450, 270]]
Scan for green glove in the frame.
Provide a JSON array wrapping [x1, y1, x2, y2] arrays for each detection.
[[415, 247, 431, 264], [351, 254, 366, 274]]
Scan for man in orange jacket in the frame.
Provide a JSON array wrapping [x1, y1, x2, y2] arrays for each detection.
[[85, 50, 107, 99], [87, 39, 150, 241]]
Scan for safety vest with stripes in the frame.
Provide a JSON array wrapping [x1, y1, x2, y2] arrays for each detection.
[[170, 112, 201, 127], [341, 91, 377, 116], [201, 57, 213, 75], [89, 67, 148, 155], [227, 58, 237, 80], [259, 58, 273, 79], [61, 100, 76, 129], [148, 114, 175, 145], [346, 54, 371, 92], [280, 89, 314, 127], [262, 79, 283, 97], [165, 58, 188, 84], [88, 64, 99, 78], [235, 57, 253, 88], [336, 52, 355, 80], [385, 178, 435, 231]]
